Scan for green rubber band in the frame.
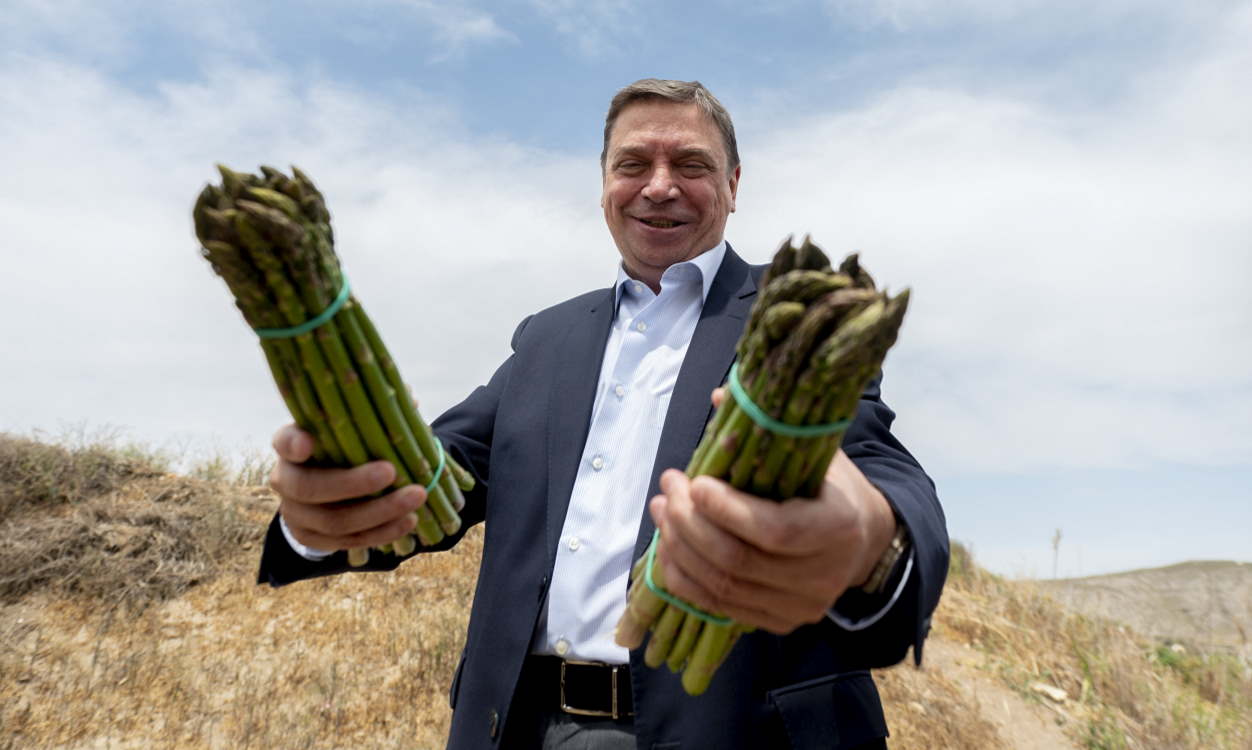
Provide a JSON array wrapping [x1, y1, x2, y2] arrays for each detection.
[[426, 437, 447, 493], [727, 362, 850, 438], [254, 279, 351, 339], [643, 529, 734, 626]]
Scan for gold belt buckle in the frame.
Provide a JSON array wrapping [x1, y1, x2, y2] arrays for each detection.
[[559, 659, 622, 719]]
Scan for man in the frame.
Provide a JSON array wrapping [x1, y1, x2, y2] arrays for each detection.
[[260, 79, 947, 749]]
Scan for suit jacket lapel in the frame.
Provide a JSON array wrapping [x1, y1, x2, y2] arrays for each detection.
[[633, 246, 759, 560], [544, 287, 616, 571]]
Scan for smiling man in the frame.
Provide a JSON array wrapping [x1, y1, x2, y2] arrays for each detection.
[[260, 79, 948, 750], [601, 97, 740, 291]]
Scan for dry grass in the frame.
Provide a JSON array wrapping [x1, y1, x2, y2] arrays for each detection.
[[929, 543, 1252, 749], [1, 434, 1248, 749], [0, 432, 478, 749], [0, 433, 258, 607], [0, 532, 482, 750]]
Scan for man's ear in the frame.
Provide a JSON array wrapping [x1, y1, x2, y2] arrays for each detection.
[[728, 164, 741, 213]]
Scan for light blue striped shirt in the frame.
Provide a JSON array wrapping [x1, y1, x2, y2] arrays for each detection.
[[535, 242, 729, 663]]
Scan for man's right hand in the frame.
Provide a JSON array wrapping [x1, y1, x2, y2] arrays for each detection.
[[269, 424, 426, 551]]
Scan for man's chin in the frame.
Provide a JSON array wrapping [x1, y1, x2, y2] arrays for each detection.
[[626, 247, 697, 272], [624, 234, 702, 263]]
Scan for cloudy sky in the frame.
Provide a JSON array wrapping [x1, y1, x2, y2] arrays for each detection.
[[3, 0, 1249, 578]]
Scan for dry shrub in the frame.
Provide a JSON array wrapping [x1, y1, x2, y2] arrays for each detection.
[[940, 543, 1252, 749], [0, 431, 165, 517], [0, 433, 262, 608]]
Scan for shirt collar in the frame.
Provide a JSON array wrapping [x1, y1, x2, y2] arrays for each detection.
[[613, 240, 728, 306]]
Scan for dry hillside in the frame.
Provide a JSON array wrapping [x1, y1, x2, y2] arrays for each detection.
[[1042, 562, 1252, 665], [1, 433, 1248, 749]]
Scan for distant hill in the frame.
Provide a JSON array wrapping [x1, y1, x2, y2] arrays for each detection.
[[1041, 561, 1252, 661]]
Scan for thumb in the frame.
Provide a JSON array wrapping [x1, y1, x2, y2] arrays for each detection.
[[272, 424, 314, 463]]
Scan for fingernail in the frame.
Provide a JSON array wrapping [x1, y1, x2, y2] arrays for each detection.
[[402, 486, 424, 508]]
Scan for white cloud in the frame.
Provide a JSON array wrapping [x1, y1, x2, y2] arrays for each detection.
[[822, 0, 1220, 30], [396, 0, 517, 56], [1, 1, 1248, 488], [1, 0, 269, 66], [733, 4, 1252, 474], [0, 55, 605, 465], [2, 0, 514, 72], [530, 0, 635, 57]]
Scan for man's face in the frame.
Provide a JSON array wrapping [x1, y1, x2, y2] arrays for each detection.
[[601, 100, 740, 287]]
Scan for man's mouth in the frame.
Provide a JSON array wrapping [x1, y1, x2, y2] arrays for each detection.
[[637, 218, 686, 229]]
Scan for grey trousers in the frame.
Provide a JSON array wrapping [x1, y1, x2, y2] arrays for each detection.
[[538, 710, 890, 749], [540, 711, 636, 750]]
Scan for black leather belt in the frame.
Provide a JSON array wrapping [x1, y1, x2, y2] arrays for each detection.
[[526, 655, 634, 719]]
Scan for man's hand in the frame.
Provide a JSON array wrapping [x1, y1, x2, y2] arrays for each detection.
[[269, 424, 426, 551], [648, 389, 897, 635]]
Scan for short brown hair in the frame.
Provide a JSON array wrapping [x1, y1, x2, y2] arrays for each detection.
[[601, 79, 740, 172]]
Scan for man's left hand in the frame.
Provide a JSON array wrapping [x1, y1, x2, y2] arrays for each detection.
[[649, 449, 897, 635]]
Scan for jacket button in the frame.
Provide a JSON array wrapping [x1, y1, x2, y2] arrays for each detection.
[[489, 708, 500, 738]]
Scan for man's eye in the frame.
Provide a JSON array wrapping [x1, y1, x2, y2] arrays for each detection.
[[680, 163, 709, 174]]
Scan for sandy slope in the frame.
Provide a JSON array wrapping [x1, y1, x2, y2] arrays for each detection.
[[1042, 561, 1252, 662]]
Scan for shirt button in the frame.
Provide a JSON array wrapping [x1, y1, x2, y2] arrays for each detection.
[[568, 536, 581, 551], [555, 638, 570, 656], [634, 282, 645, 293], [591, 455, 604, 471], [635, 321, 647, 332], [614, 384, 626, 399]]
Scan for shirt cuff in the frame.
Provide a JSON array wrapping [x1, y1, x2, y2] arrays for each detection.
[[826, 549, 914, 632], [279, 514, 335, 561]]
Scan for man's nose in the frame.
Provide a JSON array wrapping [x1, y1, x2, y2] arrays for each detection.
[[641, 166, 678, 202]]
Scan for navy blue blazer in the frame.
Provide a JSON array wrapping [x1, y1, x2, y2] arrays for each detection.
[[259, 246, 948, 750]]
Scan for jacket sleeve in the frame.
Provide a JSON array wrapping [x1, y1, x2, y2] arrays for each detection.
[[255, 316, 532, 588], [820, 371, 949, 667]]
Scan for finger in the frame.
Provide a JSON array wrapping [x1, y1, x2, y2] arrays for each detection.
[[648, 492, 669, 531], [688, 476, 833, 556], [270, 459, 397, 506], [661, 472, 827, 589], [661, 506, 834, 603], [282, 484, 426, 539], [286, 503, 420, 551], [654, 468, 692, 525], [662, 476, 767, 583], [656, 547, 810, 635], [272, 424, 315, 463]]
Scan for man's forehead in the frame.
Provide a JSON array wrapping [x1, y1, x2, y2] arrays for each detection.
[[606, 101, 724, 157]]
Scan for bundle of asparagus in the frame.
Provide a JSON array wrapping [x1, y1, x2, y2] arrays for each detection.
[[192, 165, 474, 566], [613, 237, 910, 695]]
